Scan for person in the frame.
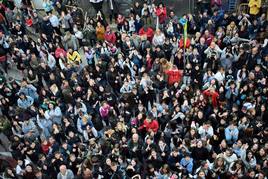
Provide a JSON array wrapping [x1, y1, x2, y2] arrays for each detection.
[[0, 31, 9, 73], [44, 102, 63, 125], [165, 65, 182, 85], [225, 121, 239, 144], [17, 92, 34, 109], [138, 114, 159, 133], [96, 21, 105, 41], [104, 26, 116, 44], [57, 164, 74, 179]]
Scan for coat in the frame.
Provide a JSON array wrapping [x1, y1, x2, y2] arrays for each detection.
[[165, 69, 182, 85], [96, 25, 105, 41], [17, 96, 34, 109], [203, 89, 219, 108], [139, 119, 159, 133], [67, 51, 81, 64], [155, 7, 167, 24], [139, 27, 154, 42], [104, 30, 116, 44], [248, 0, 261, 15]]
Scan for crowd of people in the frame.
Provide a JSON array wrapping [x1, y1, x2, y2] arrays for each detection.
[[0, 0, 268, 178]]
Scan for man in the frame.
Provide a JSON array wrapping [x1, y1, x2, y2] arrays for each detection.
[[110, 162, 124, 179], [57, 164, 74, 179], [128, 133, 143, 159]]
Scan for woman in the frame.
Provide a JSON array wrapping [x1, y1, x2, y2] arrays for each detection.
[[154, 3, 167, 27], [26, 69, 39, 87], [191, 140, 209, 164], [44, 102, 63, 125], [210, 157, 227, 178], [83, 18, 96, 46], [60, 11, 73, 32], [37, 109, 53, 139], [95, 21, 105, 41], [152, 28, 165, 47], [241, 150, 257, 169], [229, 160, 246, 178]]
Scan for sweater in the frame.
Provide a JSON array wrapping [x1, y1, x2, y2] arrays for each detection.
[[139, 119, 159, 133]]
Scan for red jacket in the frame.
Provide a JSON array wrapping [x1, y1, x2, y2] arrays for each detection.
[[139, 119, 159, 133], [202, 34, 214, 46], [139, 27, 154, 42], [55, 47, 66, 58], [203, 89, 219, 108], [104, 31, 117, 44], [155, 7, 167, 24], [165, 69, 182, 85]]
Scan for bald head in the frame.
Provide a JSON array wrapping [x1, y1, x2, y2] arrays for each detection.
[[59, 165, 67, 175]]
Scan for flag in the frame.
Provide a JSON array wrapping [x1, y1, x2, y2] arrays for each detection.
[[179, 17, 188, 48], [183, 21, 187, 48]]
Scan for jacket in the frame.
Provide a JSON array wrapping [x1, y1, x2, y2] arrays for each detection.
[[104, 30, 116, 44], [248, 0, 261, 15], [55, 48, 66, 59], [139, 119, 159, 133], [19, 85, 39, 100], [44, 107, 62, 125], [96, 25, 105, 41], [225, 126, 239, 142], [180, 158, 194, 174], [17, 96, 34, 109], [67, 51, 81, 64], [165, 69, 182, 85], [139, 27, 154, 42], [155, 7, 167, 24], [203, 89, 219, 108]]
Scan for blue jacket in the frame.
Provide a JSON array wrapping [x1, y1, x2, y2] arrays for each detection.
[[19, 85, 39, 100], [17, 96, 34, 109], [180, 157, 194, 174], [225, 126, 239, 141], [37, 115, 52, 139]]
